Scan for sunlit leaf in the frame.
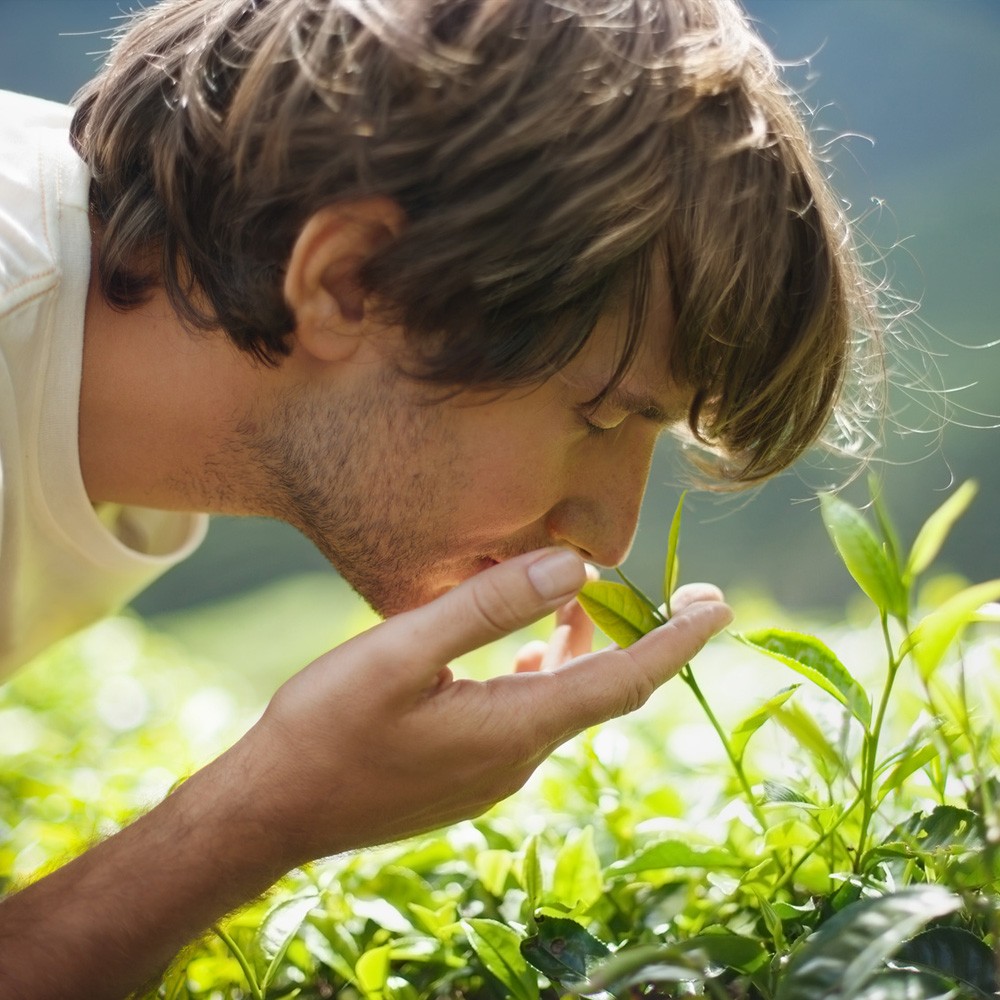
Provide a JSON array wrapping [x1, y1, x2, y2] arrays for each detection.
[[907, 480, 978, 578], [774, 701, 845, 776], [462, 919, 539, 1000], [259, 890, 320, 989], [517, 834, 543, 919], [578, 580, 661, 647], [354, 944, 391, 999], [905, 579, 1000, 679], [184, 955, 250, 991], [869, 475, 904, 576], [520, 916, 610, 987], [820, 493, 908, 618], [407, 901, 458, 941], [552, 826, 604, 910], [894, 926, 998, 999], [876, 743, 940, 806], [774, 886, 961, 1000], [608, 838, 741, 875], [763, 779, 813, 804], [664, 491, 686, 611], [475, 849, 513, 898], [735, 628, 872, 730], [300, 920, 357, 983], [730, 684, 800, 761]]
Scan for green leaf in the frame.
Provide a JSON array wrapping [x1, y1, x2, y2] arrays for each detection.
[[608, 838, 741, 875], [907, 480, 978, 578], [518, 834, 543, 918], [407, 901, 458, 941], [584, 943, 708, 995], [730, 685, 800, 761], [462, 919, 539, 1000], [552, 826, 604, 910], [891, 805, 983, 853], [578, 580, 661, 647], [735, 628, 872, 730], [259, 891, 320, 990], [763, 779, 813, 804], [475, 849, 513, 898], [774, 886, 961, 1000], [905, 579, 1000, 679], [895, 927, 998, 999], [664, 491, 686, 610], [678, 932, 768, 974], [355, 944, 391, 1000], [851, 969, 958, 1000], [774, 701, 845, 776], [876, 743, 940, 806], [520, 916, 610, 987], [869, 475, 904, 577], [819, 493, 908, 618]]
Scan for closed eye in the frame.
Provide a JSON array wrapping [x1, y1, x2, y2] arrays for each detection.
[[578, 406, 625, 437]]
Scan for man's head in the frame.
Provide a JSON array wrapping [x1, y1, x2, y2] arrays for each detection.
[[72, 0, 881, 490]]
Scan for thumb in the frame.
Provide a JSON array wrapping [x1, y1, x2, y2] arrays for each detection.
[[378, 548, 586, 678]]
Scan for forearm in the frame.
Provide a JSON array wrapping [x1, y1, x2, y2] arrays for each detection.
[[0, 743, 291, 1000]]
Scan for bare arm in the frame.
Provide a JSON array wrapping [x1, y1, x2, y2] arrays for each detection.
[[0, 548, 731, 999]]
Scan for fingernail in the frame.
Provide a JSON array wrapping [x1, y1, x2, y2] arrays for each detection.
[[528, 549, 585, 601]]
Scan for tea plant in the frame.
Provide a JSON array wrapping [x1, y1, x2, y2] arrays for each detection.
[[0, 485, 997, 999], [577, 481, 999, 998]]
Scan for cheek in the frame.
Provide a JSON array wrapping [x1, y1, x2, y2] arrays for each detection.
[[454, 435, 565, 526]]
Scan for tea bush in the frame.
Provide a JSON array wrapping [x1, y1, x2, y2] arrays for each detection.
[[1, 485, 997, 999]]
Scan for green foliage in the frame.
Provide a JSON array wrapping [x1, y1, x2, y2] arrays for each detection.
[[1, 485, 998, 998]]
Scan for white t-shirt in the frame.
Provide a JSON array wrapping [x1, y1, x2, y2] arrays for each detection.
[[0, 90, 208, 680]]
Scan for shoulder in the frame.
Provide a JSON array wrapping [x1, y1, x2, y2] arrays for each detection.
[[0, 90, 91, 315]]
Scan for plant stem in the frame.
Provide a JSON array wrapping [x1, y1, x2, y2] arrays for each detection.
[[213, 923, 264, 1000], [774, 788, 865, 893], [614, 568, 667, 624], [679, 667, 768, 835], [855, 611, 905, 871]]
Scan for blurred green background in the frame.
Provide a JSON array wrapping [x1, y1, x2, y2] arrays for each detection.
[[1, 0, 997, 626]]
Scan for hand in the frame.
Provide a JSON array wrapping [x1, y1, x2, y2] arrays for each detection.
[[0, 552, 730, 1000], [234, 548, 733, 867]]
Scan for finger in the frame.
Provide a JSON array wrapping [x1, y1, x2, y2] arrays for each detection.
[[539, 624, 573, 672], [668, 582, 725, 613], [538, 601, 594, 671], [555, 599, 595, 661], [378, 547, 587, 682], [502, 597, 733, 745], [514, 640, 549, 674]]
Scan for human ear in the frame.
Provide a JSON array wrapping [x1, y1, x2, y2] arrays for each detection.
[[282, 197, 405, 363]]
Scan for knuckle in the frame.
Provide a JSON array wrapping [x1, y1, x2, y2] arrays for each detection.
[[616, 651, 657, 715]]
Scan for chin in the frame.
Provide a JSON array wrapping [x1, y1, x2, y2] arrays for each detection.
[[347, 574, 448, 620], [334, 554, 499, 619]]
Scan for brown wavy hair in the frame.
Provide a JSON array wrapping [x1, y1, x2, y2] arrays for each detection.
[[71, 0, 883, 484]]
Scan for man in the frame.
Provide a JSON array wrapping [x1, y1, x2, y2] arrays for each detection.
[[0, 0, 880, 995]]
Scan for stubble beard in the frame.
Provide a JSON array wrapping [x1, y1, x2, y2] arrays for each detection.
[[239, 372, 461, 618]]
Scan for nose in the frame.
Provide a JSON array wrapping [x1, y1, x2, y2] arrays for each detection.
[[545, 433, 656, 568]]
